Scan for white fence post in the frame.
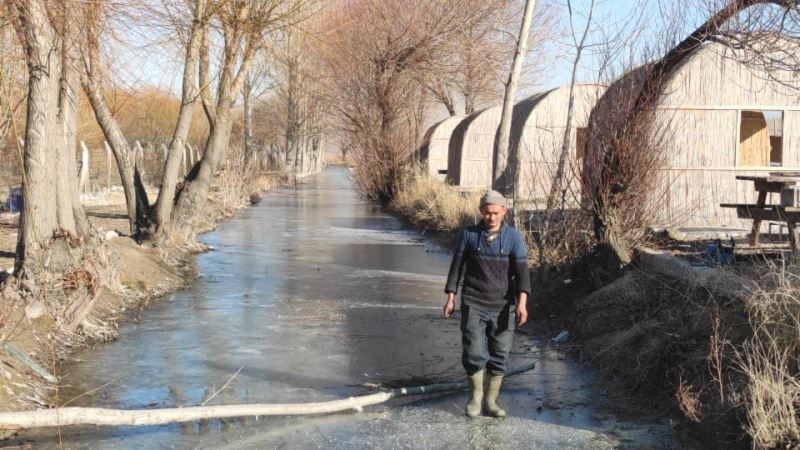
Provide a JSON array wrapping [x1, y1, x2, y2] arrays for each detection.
[[104, 141, 113, 190], [79, 141, 90, 193]]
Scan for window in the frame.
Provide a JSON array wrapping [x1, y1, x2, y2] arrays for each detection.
[[576, 127, 588, 160], [765, 111, 784, 166], [739, 110, 783, 167]]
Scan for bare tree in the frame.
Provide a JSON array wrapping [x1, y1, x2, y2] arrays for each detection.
[[168, 0, 315, 239], [423, 0, 552, 118], [493, 0, 537, 195], [9, 0, 91, 277], [150, 0, 208, 238], [80, 1, 151, 237], [266, 21, 327, 178], [241, 47, 278, 168], [423, 0, 510, 117], [323, 0, 488, 202], [0, 22, 26, 152], [535, 0, 596, 274]]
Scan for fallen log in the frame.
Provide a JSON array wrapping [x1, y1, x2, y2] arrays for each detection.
[[0, 362, 536, 429]]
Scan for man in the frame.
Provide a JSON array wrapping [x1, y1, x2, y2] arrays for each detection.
[[443, 190, 530, 418]]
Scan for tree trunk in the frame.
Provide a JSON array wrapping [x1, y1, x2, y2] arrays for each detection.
[[428, 79, 456, 116], [151, 1, 205, 236], [14, 0, 89, 276], [165, 3, 259, 237], [492, 0, 537, 196], [169, 114, 233, 239], [243, 77, 256, 167], [286, 60, 299, 176], [537, 0, 595, 274], [82, 71, 149, 236]]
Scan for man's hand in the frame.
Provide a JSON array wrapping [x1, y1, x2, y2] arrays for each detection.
[[443, 293, 456, 318], [516, 306, 528, 326], [516, 293, 528, 326]]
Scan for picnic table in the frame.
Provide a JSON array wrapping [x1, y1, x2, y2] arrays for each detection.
[[720, 172, 800, 254]]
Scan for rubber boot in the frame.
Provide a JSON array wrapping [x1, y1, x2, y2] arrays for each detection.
[[484, 374, 506, 418], [465, 370, 484, 418]]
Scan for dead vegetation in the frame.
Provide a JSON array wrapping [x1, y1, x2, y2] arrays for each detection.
[[525, 254, 800, 448], [737, 262, 800, 448], [390, 170, 480, 232]]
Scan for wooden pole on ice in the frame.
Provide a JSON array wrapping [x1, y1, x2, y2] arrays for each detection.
[[0, 363, 536, 429]]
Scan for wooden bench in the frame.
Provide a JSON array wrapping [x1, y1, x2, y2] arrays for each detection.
[[721, 199, 800, 254], [720, 203, 800, 221], [721, 174, 800, 249]]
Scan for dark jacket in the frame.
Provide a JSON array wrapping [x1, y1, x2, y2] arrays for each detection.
[[445, 222, 531, 311]]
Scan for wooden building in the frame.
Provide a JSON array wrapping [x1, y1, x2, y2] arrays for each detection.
[[419, 115, 464, 181], [445, 84, 606, 205], [510, 84, 606, 209], [447, 105, 502, 191], [590, 41, 800, 229]]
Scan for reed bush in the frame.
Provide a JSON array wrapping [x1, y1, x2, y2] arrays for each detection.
[[738, 262, 800, 448], [391, 170, 480, 232]]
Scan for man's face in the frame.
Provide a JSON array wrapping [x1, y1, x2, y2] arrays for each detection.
[[480, 204, 507, 230]]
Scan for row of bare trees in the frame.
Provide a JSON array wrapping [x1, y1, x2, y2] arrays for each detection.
[[321, 0, 552, 202], [1, 0, 319, 281], [0, 0, 554, 280], [4, 0, 798, 279], [255, 20, 326, 177]]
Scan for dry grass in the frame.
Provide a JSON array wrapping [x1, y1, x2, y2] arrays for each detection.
[[563, 258, 800, 447], [738, 339, 800, 448], [216, 147, 257, 215], [391, 170, 480, 231], [737, 263, 800, 448], [676, 371, 703, 423]]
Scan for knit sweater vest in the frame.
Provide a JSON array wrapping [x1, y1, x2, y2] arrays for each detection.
[[445, 222, 531, 311]]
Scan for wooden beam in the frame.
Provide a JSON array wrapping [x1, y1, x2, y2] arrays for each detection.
[[736, 206, 782, 222], [0, 363, 536, 429], [660, 104, 800, 112]]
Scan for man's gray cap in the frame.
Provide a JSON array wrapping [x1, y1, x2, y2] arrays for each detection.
[[479, 190, 508, 208]]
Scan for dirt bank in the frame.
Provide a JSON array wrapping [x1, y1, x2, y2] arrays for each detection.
[[0, 171, 285, 424], [527, 249, 800, 449]]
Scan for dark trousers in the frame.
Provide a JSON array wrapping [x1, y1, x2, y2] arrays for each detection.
[[460, 303, 515, 376]]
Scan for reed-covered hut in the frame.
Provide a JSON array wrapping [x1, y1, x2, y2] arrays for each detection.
[[510, 84, 606, 209], [588, 41, 800, 229], [419, 115, 464, 181], [446, 84, 606, 200], [447, 105, 502, 191]]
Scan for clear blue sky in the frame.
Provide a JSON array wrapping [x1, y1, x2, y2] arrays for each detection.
[[119, 0, 710, 103], [537, 0, 706, 91]]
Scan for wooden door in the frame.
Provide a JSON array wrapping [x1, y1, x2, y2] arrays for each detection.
[[739, 111, 770, 166]]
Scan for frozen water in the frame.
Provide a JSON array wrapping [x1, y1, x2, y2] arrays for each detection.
[[22, 168, 678, 449]]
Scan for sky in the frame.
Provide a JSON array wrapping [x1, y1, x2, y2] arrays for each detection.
[[537, 0, 703, 91], [114, 0, 712, 112]]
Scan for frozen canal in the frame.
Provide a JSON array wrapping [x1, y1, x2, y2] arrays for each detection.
[[27, 168, 677, 448]]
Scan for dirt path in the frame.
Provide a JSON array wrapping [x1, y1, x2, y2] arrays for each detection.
[[0, 187, 160, 271]]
